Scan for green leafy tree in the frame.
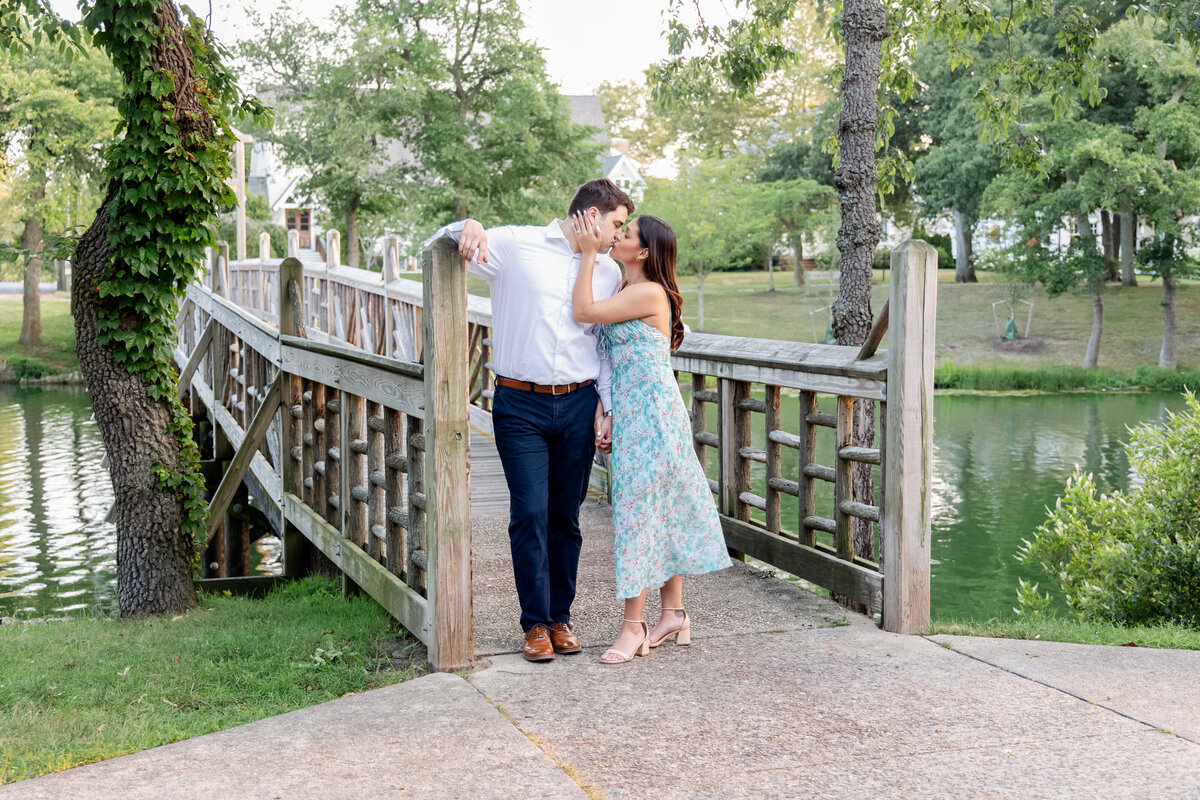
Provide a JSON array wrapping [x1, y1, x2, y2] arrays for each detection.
[[758, 137, 839, 286], [6, 1, 267, 616], [911, 40, 1004, 283], [642, 157, 763, 331], [239, 3, 418, 266], [0, 40, 119, 344], [648, 0, 1124, 595], [752, 177, 836, 288], [983, 11, 1200, 369], [244, 0, 599, 245], [595, 79, 674, 164], [380, 0, 601, 226]]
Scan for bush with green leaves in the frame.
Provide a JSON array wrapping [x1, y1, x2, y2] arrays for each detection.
[[1018, 391, 1200, 627], [7, 355, 50, 380]]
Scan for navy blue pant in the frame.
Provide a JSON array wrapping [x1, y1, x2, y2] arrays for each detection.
[[491, 383, 597, 631]]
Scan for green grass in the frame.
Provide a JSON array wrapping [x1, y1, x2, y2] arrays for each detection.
[[935, 363, 1200, 391], [0, 577, 423, 784], [932, 617, 1200, 650], [445, 268, 1199, 375], [0, 295, 78, 375]]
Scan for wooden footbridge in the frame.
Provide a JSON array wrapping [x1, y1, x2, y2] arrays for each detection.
[[176, 228, 937, 671]]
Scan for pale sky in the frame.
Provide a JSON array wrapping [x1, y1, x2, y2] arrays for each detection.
[[50, 0, 732, 95]]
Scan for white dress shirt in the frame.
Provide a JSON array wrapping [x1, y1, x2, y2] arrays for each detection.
[[434, 219, 622, 412]]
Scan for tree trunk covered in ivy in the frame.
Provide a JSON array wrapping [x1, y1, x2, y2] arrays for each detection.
[[831, 0, 887, 604], [74, 186, 196, 615], [73, 0, 234, 616], [19, 166, 44, 347]]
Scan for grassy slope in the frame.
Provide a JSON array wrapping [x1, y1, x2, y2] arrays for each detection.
[[453, 269, 1198, 371], [0, 578, 421, 784], [0, 294, 78, 374]]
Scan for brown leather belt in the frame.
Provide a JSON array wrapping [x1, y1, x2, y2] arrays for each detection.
[[495, 377, 594, 396]]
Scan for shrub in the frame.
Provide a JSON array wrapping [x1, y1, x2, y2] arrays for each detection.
[[911, 223, 954, 268], [1018, 391, 1200, 627], [8, 356, 51, 380]]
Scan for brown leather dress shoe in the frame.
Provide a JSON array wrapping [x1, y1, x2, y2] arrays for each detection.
[[523, 625, 555, 662], [550, 622, 581, 654]]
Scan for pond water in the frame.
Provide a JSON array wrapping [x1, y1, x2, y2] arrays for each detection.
[[0, 386, 1187, 620], [0, 386, 278, 619]]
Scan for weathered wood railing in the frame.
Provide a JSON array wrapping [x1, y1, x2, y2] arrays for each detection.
[[200, 233, 936, 634], [206, 233, 496, 425], [177, 239, 472, 670], [674, 239, 935, 631]]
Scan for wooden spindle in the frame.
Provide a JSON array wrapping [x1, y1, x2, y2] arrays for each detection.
[[765, 385, 781, 533], [797, 390, 818, 547], [834, 394, 855, 562]]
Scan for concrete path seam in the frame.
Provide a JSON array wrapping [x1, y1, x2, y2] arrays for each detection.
[[924, 636, 1200, 745], [466, 676, 602, 799]]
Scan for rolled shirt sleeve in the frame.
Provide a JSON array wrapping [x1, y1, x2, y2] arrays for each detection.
[[427, 220, 508, 281]]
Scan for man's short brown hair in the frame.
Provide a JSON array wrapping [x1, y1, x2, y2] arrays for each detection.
[[567, 178, 635, 218]]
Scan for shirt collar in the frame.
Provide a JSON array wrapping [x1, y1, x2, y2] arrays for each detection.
[[546, 218, 578, 254]]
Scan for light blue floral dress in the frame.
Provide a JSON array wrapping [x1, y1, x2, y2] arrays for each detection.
[[601, 319, 732, 599]]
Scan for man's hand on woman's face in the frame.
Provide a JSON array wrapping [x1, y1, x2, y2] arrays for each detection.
[[459, 219, 488, 262], [572, 211, 605, 258]]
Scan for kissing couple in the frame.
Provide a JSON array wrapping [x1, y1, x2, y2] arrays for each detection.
[[436, 178, 730, 664]]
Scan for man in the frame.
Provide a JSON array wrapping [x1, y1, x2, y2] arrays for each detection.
[[435, 179, 633, 662]]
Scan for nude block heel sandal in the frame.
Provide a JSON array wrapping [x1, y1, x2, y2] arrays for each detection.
[[649, 608, 691, 648], [600, 619, 650, 664]]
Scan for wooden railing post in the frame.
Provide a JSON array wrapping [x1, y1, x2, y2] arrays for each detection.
[[216, 240, 231, 299], [881, 240, 937, 634], [287, 228, 300, 258], [279, 256, 310, 578], [422, 238, 472, 672], [326, 230, 341, 269], [259, 231, 271, 263]]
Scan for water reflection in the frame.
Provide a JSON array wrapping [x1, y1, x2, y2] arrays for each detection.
[[930, 392, 1184, 619], [0, 386, 117, 617], [0, 386, 282, 618]]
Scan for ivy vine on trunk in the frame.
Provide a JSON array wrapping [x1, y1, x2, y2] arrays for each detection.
[[70, 0, 265, 616]]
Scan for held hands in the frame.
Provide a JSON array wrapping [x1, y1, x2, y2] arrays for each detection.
[[571, 211, 604, 259], [594, 413, 613, 454], [459, 219, 488, 262]]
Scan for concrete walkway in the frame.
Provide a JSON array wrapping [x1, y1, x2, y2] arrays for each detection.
[[6, 506, 1200, 799]]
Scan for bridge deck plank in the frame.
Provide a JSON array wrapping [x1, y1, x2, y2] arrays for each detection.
[[469, 428, 509, 515]]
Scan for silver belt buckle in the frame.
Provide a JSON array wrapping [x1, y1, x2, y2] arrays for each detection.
[[552, 383, 565, 396]]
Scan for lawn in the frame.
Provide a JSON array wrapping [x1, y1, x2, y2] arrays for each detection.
[[932, 616, 1200, 650], [0, 578, 422, 784], [0, 294, 78, 375], [447, 268, 1199, 372]]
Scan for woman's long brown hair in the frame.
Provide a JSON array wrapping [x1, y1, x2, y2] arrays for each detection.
[[634, 215, 685, 351]]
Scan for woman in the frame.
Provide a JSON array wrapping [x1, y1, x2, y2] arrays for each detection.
[[571, 212, 732, 664]]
